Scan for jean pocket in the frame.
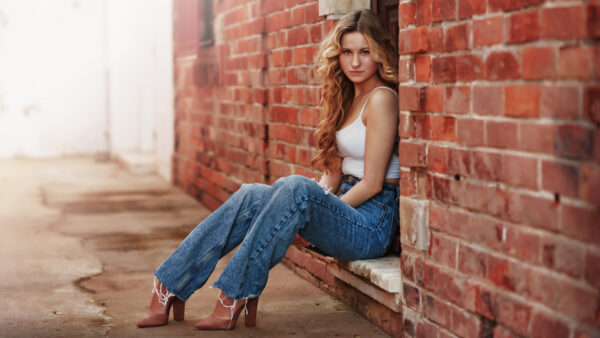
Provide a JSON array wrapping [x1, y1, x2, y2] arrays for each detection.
[[358, 196, 391, 230]]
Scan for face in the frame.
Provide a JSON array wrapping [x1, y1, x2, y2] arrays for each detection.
[[339, 32, 379, 84]]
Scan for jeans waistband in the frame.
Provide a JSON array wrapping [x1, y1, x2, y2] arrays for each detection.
[[341, 175, 399, 194]]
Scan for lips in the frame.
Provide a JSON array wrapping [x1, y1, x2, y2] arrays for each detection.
[[348, 71, 363, 75]]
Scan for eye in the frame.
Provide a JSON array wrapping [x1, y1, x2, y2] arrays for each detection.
[[360, 50, 370, 55], [342, 50, 351, 55]]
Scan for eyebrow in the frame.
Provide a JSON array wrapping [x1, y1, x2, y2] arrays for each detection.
[[341, 46, 370, 50]]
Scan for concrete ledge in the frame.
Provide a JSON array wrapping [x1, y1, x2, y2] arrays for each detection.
[[336, 255, 402, 293]]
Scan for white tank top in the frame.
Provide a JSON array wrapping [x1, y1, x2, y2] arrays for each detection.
[[335, 86, 400, 179]]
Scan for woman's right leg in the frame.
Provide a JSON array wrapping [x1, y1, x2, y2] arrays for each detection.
[[154, 183, 271, 301]]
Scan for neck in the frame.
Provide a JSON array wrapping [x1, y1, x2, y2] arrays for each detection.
[[353, 76, 385, 97]]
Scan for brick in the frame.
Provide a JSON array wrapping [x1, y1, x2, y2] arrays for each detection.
[[474, 16, 504, 47], [424, 293, 452, 327], [457, 118, 485, 146], [399, 86, 423, 112], [448, 148, 472, 177], [519, 122, 557, 155], [428, 232, 457, 268], [428, 26, 444, 52], [270, 105, 298, 124], [522, 47, 556, 80], [584, 86, 600, 124], [416, 0, 433, 26], [487, 255, 526, 292], [458, 244, 487, 278], [562, 204, 600, 244], [469, 214, 505, 252], [413, 114, 431, 139], [541, 86, 579, 120], [503, 154, 537, 190], [457, 54, 485, 81], [531, 311, 570, 338], [415, 171, 433, 199], [464, 280, 496, 319], [486, 121, 518, 149], [445, 23, 469, 51], [559, 46, 594, 80], [432, 56, 457, 83], [399, 141, 427, 167], [415, 55, 431, 82], [488, 0, 543, 12], [526, 268, 598, 322], [408, 26, 429, 53], [451, 307, 481, 338], [428, 145, 448, 173], [459, 0, 485, 19], [400, 168, 416, 196], [432, 0, 456, 21], [430, 116, 457, 141], [436, 268, 467, 306], [400, 197, 430, 250], [399, 113, 412, 138], [581, 164, 600, 205], [542, 6, 585, 39], [424, 86, 444, 113], [404, 282, 421, 310], [508, 10, 539, 43], [542, 160, 580, 198], [588, 1, 600, 37], [585, 250, 600, 290], [429, 201, 472, 239], [473, 86, 503, 116], [398, 57, 414, 82], [504, 225, 540, 263], [417, 319, 439, 338], [446, 86, 470, 114], [399, 2, 417, 28], [541, 235, 585, 279], [486, 52, 520, 80], [505, 85, 540, 118], [472, 151, 503, 182], [495, 293, 532, 336], [555, 124, 594, 160]]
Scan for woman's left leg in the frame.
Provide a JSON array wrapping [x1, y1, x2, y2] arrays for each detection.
[[213, 175, 397, 301]]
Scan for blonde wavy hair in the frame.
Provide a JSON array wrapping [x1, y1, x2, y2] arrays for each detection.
[[312, 9, 398, 173]]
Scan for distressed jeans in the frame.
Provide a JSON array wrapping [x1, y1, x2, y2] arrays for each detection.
[[155, 175, 399, 301]]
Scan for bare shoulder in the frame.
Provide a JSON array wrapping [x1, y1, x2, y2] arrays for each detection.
[[364, 87, 398, 121]]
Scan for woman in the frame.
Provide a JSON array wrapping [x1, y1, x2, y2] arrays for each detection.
[[137, 9, 399, 330]]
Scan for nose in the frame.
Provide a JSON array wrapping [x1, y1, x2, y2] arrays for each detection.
[[351, 53, 360, 67]]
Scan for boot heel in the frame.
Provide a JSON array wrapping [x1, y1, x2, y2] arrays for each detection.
[[172, 298, 185, 321], [244, 298, 258, 327]]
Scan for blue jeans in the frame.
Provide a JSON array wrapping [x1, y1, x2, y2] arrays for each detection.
[[155, 175, 399, 301]]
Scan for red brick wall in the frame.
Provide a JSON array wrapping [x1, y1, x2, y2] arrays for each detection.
[[398, 0, 599, 336], [172, 0, 329, 210]]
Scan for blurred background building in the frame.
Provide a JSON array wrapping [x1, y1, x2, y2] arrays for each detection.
[[0, 0, 174, 180]]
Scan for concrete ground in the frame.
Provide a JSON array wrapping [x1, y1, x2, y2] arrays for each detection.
[[0, 157, 388, 337]]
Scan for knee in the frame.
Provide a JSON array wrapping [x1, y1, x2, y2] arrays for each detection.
[[272, 175, 314, 197], [236, 183, 268, 200]]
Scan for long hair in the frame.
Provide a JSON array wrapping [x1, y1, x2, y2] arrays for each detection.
[[312, 10, 398, 173]]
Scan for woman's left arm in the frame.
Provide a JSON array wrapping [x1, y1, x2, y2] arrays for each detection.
[[340, 90, 398, 208]]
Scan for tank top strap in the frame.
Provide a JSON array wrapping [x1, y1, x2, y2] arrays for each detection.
[[358, 86, 398, 118]]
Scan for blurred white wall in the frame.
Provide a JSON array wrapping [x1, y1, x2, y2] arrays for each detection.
[[0, 0, 174, 180]]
